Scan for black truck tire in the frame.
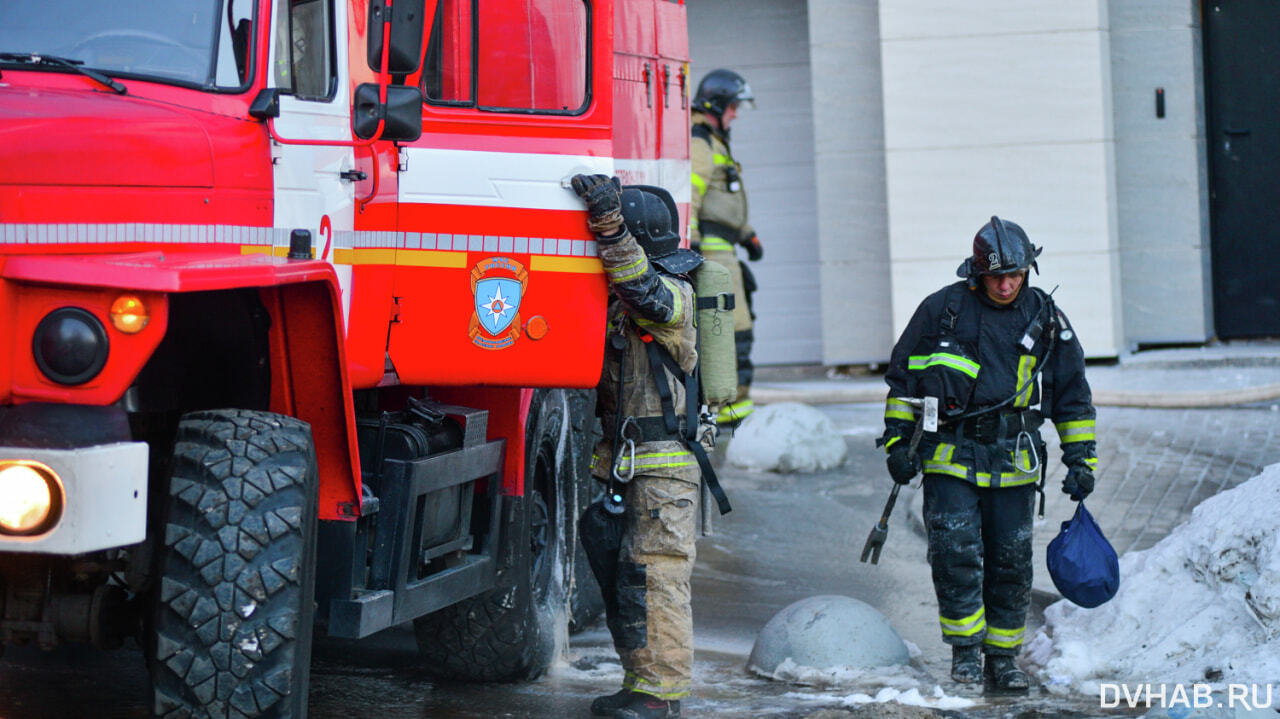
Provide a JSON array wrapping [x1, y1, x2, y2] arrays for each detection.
[[413, 388, 597, 680], [564, 388, 605, 633], [149, 409, 319, 718]]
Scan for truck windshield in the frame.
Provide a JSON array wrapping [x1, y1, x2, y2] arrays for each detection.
[[0, 0, 255, 90]]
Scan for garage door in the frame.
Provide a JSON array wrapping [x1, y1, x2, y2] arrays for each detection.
[[687, 0, 820, 365]]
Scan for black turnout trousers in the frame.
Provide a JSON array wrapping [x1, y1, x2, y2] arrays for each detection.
[[922, 474, 1036, 656]]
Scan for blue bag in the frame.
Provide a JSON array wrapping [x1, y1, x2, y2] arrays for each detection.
[[1046, 501, 1120, 608]]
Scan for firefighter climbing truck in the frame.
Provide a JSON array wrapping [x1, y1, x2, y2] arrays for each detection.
[[0, 0, 692, 714]]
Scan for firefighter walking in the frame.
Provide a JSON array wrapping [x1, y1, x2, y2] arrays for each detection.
[[572, 174, 707, 719], [691, 69, 761, 427], [880, 217, 1098, 693]]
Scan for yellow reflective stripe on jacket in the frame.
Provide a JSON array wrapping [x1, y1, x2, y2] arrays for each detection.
[[984, 625, 1025, 648], [923, 444, 1038, 487], [634, 277, 685, 328], [974, 470, 1039, 488], [607, 254, 649, 283], [885, 397, 915, 422], [923, 442, 966, 478], [717, 398, 754, 423], [1015, 355, 1037, 407], [615, 451, 696, 472], [908, 353, 980, 379], [939, 606, 986, 637], [923, 461, 968, 481], [699, 236, 735, 252], [624, 672, 691, 700], [1056, 419, 1096, 443], [712, 152, 733, 166], [691, 172, 707, 196]]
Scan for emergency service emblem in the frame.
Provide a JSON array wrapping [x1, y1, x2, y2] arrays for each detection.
[[469, 256, 529, 350]]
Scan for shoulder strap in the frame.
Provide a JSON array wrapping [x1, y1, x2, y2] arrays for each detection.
[[691, 124, 713, 143], [640, 334, 683, 436], [634, 323, 733, 515], [940, 284, 963, 334]]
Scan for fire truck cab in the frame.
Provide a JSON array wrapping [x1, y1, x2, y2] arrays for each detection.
[[0, 0, 690, 715]]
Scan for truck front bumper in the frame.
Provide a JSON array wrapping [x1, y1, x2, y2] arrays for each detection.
[[0, 442, 148, 554]]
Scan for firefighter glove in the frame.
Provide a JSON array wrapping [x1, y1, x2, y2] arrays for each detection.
[[1062, 464, 1095, 501], [570, 174, 624, 237], [886, 442, 920, 485], [743, 233, 764, 261]]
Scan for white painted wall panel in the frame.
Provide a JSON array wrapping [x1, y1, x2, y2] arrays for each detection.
[[881, 32, 1113, 148], [688, 0, 821, 366], [808, 0, 893, 364], [1109, 2, 1213, 345], [880, 0, 1121, 357], [879, 0, 1106, 39]]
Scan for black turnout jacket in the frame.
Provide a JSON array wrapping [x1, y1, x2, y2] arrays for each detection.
[[882, 281, 1097, 488]]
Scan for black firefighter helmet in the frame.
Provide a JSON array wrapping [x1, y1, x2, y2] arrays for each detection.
[[693, 68, 756, 118], [957, 215, 1042, 282], [620, 185, 702, 275]]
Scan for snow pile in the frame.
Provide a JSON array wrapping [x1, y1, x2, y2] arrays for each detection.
[[835, 685, 976, 711], [1028, 463, 1280, 694], [726, 402, 847, 473], [771, 660, 975, 710]]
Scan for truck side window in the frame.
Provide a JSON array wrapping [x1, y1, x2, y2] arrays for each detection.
[[273, 0, 335, 100], [423, 0, 589, 115], [423, 0, 474, 105], [215, 0, 255, 87]]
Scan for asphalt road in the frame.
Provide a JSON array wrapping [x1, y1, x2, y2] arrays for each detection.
[[0, 402, 1141, 718]]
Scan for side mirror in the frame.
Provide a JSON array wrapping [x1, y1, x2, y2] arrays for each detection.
[[367, 0, 426, 74], [353, 84, 423, 142], [248, 88, 281, 119]]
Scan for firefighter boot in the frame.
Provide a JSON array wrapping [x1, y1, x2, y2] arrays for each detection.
[[610, 692, 681, 719], [984, 654, 1030, 694], [591, 689, 633, 716], [950, 644, 983, 683]]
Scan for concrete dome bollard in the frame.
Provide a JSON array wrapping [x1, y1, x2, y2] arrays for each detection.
[[748, 595, 910, 678]]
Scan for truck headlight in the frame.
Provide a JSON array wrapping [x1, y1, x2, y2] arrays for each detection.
[[32, 307, 109, 385], [0, 462, 63, 535]]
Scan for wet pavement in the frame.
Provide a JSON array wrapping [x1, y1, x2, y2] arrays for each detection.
[[1, 347, 1278, 718]]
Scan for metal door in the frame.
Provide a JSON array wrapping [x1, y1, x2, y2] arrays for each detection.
[[1205, 1, 1280, 337]]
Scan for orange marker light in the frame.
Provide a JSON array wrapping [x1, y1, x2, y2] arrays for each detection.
[[110, 295, 149, 333], [525, 315, 549, 341]]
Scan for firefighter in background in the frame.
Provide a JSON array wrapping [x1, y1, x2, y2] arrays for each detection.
[[572, 174, 704, 719], [880, 217, 1098, 693], [691, 68, 760, 426]]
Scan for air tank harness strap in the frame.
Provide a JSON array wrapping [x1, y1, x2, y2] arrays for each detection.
[[604, 329, 629, 514], [637, 328, 732, 515]]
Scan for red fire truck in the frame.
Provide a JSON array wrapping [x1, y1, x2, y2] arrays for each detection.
[[0, 0, 690, 715]]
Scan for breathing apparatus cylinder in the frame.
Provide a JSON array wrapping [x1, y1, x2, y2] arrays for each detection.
[[694, 259, 739, 405]]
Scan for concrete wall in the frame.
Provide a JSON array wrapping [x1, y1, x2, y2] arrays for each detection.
[[878, 1, 1123, 358], [807, 0, 893, 365], [1110, 0, 1213, 347], [687, 0, 823, 365]]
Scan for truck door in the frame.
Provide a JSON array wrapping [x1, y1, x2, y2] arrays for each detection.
[[267, 0, 397, 385], [387, 0, 613, 389]]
